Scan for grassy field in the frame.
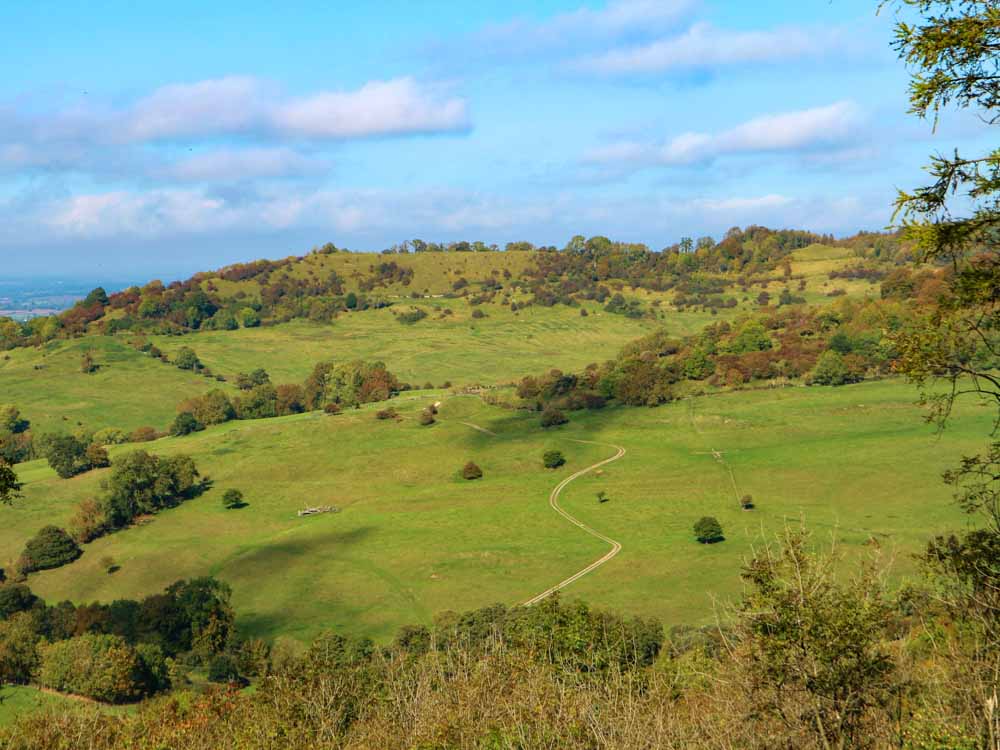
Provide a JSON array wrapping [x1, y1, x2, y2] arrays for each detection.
[[4, 379, 990, 645], [149, 300, 668, 387], [0, 244, 881, 437], [0, 686, 132, 727], [0, 336, 226, 435]]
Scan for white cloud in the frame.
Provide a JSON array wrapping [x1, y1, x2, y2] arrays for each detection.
[[164, 147, 327, 182], [0, 76, 469, 154], [574, 22, 845, 74], [462, 0, 694, 58], [273, 78, 469, 138], [125, 76, 269, 141], [28, 182, 887, 247], [585, 101, 864, 166]]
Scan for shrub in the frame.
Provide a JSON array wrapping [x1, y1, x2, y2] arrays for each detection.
[[222, 489, 244, 510], [38, 633, 150, 703], [99, 555, 117, 573], [207, 653, 245, 685], [471, 308, 486, 319], [694, 516, 725, 544], [0, 459, 22, 506], [44, 434, 90, 478], [68, 497, 107, 543], [171, 411, 204, 437], [234, 369, 270, 391], [85, 443, 110, 469], [0, 612, 40, 684], [20, 526, 82, 573], [543, 450, 566, 469], [376, 407, 398, 420], [239, 307, 261, 328], [740, 494, 755, 510], [93, 427, 128, 445], [540, 408, 568, 428], [809, 349, 865, 386], [174, 347, 201, 371], [0, 583, 38, 619], [418, 409, 436, 426], [129, 426, 159, 443], [462, 461, 483, 480], [397, 308, 427, 324], [178, 390, 235, 425], [275, 384, 305, 415], [80, 352, 97, 374], [323, 402, 342, 415], [596, 491, 609, 503]]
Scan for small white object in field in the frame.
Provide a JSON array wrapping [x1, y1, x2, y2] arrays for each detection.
[[434, 401, 442, 408]]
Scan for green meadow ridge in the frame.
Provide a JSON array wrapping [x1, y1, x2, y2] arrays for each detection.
[[2, 2, 1000, 745]]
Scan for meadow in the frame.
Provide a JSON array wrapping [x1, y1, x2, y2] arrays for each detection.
[[0, 336, 222, 435], [4, 378, 989, 645]]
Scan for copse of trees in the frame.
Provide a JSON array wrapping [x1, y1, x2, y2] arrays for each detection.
[[43, 434, 101, 479], [174, 359, 401, 433], [0, 576, 236, 702], [63, 450, 204, 545]]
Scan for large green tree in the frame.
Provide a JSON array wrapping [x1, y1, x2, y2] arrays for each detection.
[[0, 459, 21, 505], [883, 0, 1000, 423], [882, 2, 1000, 739]]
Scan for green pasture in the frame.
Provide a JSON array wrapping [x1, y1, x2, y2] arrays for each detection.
[[0, 337, 226, 435], [3, 379, 990, 645], [149, 300, 666, 386]]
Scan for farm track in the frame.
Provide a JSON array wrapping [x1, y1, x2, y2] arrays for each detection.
[[522, 440, 627, 606], [451, 415, 627, 606]]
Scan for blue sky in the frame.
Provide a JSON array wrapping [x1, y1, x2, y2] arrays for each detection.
[[0, 0, 990, 278]]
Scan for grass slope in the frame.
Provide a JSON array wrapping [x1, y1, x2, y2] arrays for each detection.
[[0, 337, 227, 435], [150, 301, 664, 387], [4, 379, 990, 644]]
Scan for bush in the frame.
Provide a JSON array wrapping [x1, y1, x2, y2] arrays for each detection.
[[323, 402, 342, 415], [418, 409, 436, 426], [222, 489, 244, 510], [540, 408, 568, 428], [462, 461, 483, 480], [129, 426, 159, 443], [809, 350, 863, 386], [207, 653, 245, 685], [177, 390, 235, 426], [397, 308, 427, 324], [93, 427, 128, 445], [174, 347, 201, 371], [20, 526, 82, 573], [44, 434, 90, 478], [693, 516, 725, 544], [85, 443, 110, 469], [38, 633, 150, 703], [740, 494, 755, 510], [0, 583, 38, 619], [376, 407, 398, 420], [171, 411, 204, 437], [471, 308, 486, 319], [543, 450, 566, 469], [68, 498, 107, 543], [0, 612, 40, 684]]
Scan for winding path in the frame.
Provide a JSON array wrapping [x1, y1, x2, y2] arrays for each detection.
[[521, 440, 627, 606]]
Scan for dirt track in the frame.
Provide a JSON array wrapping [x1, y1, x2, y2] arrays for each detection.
[[522, 440, 626, 606]]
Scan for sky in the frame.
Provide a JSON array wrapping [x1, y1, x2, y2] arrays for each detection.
[[0, 0, 991, 279]]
